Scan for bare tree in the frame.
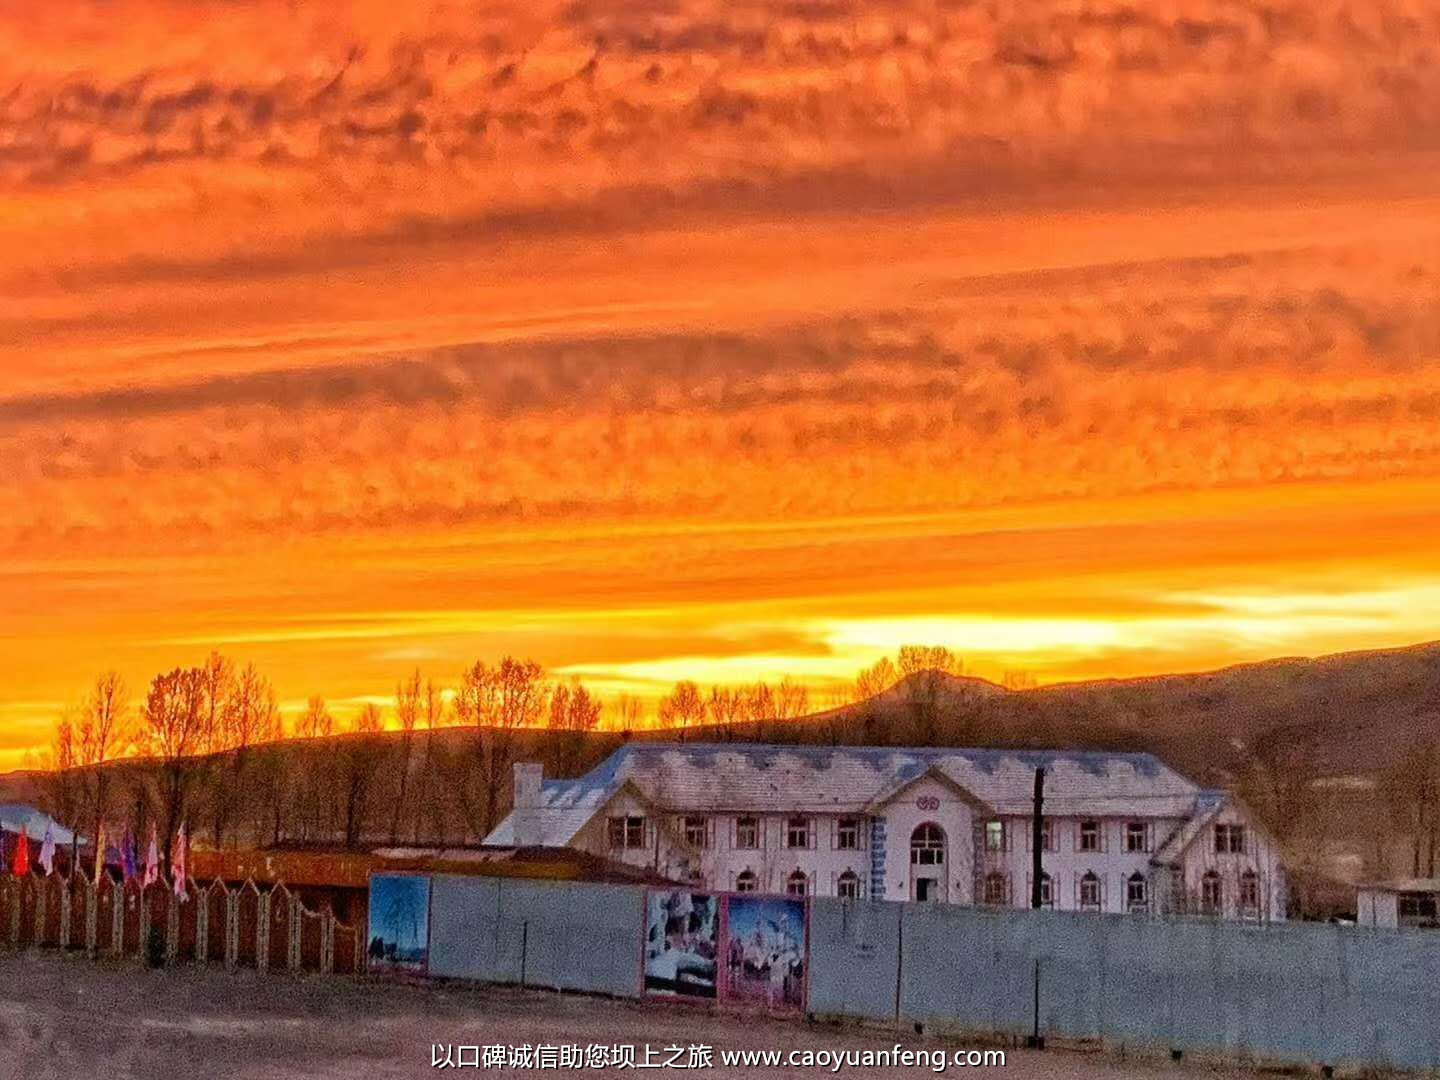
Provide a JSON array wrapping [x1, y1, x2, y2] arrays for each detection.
[[898, 644, 962, 743], [775, 676, 810, 722], [741, 681, 776, 741], [454, 657, 548, 837], [1381, 741, 1440, 878], [614, 694, 646, 735], [338, 704, 387, 848], [74, 671, 132, 852], [390, 671, 423, 843], [706, 686, 743, 741], [659, 680, 706, 741], [548, 677, 603, 775], [419, 676, 449, 844], [296, 695, 335, 739], [208, 662, 280, 847], [292, 694, 337, 839], [1002, 670, 1038, 691], [139, 666, 210, 871], [855, 657, 898, 701], [42, 714, 82, 839]]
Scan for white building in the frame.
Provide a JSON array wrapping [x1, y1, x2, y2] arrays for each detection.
[[486, 743, 1288, 920], [1357, 879, 1440, 929]]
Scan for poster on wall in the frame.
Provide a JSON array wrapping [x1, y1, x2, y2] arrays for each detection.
[[367, 873, 431, 975], [643, 889, 719, 998], [722, 894, 807, 1012]]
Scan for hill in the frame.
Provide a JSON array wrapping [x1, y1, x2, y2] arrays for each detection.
[[4, 640, 1438, 886]]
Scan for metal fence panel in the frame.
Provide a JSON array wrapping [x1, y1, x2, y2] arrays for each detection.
[[807, 897, 901, 1022], [495, 879, 643, 998]]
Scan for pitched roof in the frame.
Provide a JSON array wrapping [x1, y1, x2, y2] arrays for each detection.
[[485, 743, 1202, 848], [1151, 789, 1229, 866]]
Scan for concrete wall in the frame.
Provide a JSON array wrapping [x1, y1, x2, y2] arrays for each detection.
[[428, 876, 644, 998], [423, 876, 1440, 1072], [808, 899, 1440, 1072]]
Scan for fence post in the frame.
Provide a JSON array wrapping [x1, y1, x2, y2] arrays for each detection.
[[289, 895, 302, 971], [196, 891, 209, 962], [59, 884, 71, 949], [35, 881, 47, 945], [110, 887, 123, 957], [226, 890, 239, 969], [167, 893, 181, 963], [321, 911, 335, 975], [139, 886, 151, 955], [257, 890, 271, 973], [85, 881, 97, 955]]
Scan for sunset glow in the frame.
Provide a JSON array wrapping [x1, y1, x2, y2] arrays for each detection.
[[5, 0, 1440, 769]]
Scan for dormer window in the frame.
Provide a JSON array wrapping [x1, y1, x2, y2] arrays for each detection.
[[607, 815, 646, 850], [1214, 824, 1246, 854]]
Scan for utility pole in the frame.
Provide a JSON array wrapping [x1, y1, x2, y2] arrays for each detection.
[[1030, 765, 1047, 1051], [1031, 767, 1045, 909]]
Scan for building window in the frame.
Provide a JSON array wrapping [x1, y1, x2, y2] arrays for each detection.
[[983, 872, 1008, 906], [735, 870, 758, 893], [911, 823, 946, 865], [1039, 819, 1055, 852], [1079, 871, 1102, 911], [1126, 872, 1149, 913], [607, 815, 646, 850], [984, 820, 1006, 852], [1399, 893, 1439, 926], [786, 816, 813, 850], [1037, 872, 1054, 909], [1238, 870, 1260, 915], [683, 816, 709, 849], [735, 816, 760, 850], [1125, 822, 1149, 853], [1201, 870, 1222, 914], [837, 870, 862, 899], [1214, 824, 1246, 854], [786, 870, 809, 896], [836, 817, 862, 850], [1079, 820, 1101, 852]]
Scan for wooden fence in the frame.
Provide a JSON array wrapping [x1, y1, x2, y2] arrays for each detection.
[[0, 870, 363, 975]]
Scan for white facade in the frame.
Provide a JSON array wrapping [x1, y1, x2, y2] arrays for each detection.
[[486, 743, 1288, 921], [1357, 880, 1440, 929]]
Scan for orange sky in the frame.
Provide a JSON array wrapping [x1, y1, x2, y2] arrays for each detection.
[[4, 0, 1440, 769]]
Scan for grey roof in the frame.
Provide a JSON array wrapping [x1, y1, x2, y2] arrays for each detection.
[[0, 804, 77, 845], [486, 743, 1203, 848]]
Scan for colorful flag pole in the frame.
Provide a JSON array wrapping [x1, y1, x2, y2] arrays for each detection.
[[172, 822, 188, 901], [143, 824, 159, 889], [14, 830, 30, 876], [122, 827, 138, 883], [38, 823, 55, 877]]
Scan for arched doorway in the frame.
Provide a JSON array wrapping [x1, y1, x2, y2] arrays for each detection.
[[909, 823, 948, 902]]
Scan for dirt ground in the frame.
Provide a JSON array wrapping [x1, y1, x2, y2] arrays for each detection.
[[0, 951, 1269, 1080]]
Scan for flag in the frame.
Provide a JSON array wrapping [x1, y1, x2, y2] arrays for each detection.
[[38, 823, 55, 877], [92, 823, 106, 882], [172, 822, 188, 901], [122, 827, 138, 882], [143, 825, 159, 889], [14, 830, 30, 876]]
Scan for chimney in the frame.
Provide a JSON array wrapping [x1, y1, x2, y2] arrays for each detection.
[[511, 762, 544, 848]]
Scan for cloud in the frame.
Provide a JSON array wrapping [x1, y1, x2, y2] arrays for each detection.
[[5, 0, 1440, 760]]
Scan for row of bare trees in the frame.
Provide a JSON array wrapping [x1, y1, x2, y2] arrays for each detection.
[[41, 645, 969, 860]]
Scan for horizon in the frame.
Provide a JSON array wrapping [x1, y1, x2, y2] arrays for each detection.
[[6, 1, 1440, 771]]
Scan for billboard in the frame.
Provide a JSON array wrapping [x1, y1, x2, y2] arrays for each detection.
[[642, 887, 808, 1011], [721, 893, 807, 1012], [643, 889, 719, 998], [368, 873, 431, 975]]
